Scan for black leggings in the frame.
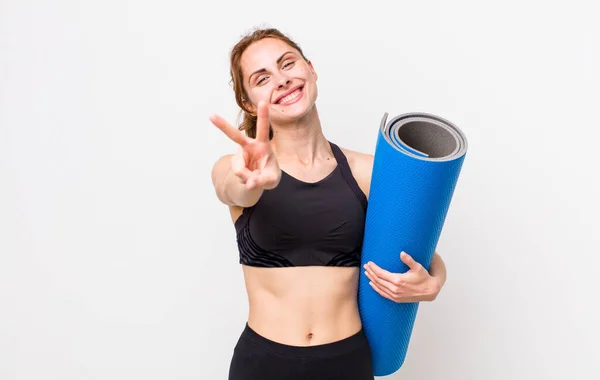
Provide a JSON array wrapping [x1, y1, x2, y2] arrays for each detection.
[[228, 324, 374, 380]]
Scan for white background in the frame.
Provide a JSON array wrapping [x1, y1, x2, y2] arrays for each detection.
[[1, 0, 599, 379]]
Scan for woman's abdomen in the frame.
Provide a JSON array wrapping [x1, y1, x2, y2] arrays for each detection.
[[242, 265, 362, 346]]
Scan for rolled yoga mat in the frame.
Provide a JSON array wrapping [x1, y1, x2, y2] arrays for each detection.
[[358, 112, 468, 376]]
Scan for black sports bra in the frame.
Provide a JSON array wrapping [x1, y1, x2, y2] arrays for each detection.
[[233, 141, 368, 267]]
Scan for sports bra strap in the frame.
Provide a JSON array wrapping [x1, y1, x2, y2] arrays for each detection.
[[328, 141, 368, 212]]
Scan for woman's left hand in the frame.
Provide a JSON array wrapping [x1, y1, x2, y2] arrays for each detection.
[[364, 251, 442, 303]]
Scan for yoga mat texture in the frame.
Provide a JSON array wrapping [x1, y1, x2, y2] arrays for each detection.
[[358, 112, 467, 376]]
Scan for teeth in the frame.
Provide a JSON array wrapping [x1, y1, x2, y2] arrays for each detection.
[[278, 88, 302, 104]]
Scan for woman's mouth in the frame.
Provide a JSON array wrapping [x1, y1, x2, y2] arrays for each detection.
[[275, 86, 304, 105]]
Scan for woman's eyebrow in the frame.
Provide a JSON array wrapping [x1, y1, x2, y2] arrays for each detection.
[[249, 51, 295, 80]]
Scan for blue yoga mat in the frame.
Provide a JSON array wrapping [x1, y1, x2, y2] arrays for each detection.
[[358, 112, 468, 376]]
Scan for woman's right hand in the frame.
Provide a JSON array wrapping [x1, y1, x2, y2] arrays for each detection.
[[209, 101, 281, 191]]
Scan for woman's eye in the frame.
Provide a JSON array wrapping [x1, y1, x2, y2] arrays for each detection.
[[283, 61, 295, 69], [257, 76, 268, 85]]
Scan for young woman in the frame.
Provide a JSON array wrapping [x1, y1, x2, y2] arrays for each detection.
[[210, 28, 447, 380]]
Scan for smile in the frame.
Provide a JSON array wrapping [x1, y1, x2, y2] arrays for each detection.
[[275, 86, 304, 105]]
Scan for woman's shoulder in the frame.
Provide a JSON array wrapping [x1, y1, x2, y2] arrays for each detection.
[[338, 146, 373, 166], [337, 146, 374, 198]]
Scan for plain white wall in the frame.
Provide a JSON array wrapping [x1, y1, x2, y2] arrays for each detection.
[[1, 0, 599, 379]]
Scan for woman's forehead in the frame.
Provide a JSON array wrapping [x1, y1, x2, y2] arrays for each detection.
[[241, 38, 298, 72]]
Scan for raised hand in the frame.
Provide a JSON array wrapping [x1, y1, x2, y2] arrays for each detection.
[[209, 101, 281, 191]]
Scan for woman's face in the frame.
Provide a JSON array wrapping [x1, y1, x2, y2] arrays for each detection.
[[240, 38, 318, 124]]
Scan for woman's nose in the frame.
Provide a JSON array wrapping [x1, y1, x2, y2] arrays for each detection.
[[277, 77, 291, 88]]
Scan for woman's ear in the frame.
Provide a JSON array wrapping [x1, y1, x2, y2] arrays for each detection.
[[243, 100, 257, 116], [242, 95, 257, 116]]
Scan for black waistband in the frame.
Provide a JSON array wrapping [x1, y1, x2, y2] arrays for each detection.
[[240, 323, 368, 359]]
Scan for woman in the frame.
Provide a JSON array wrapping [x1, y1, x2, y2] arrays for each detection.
[[210, 28, 447, 380]]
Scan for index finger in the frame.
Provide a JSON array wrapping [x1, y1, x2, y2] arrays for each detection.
[[365, 261, 397, 282], [209, 113, 248, 146], [254, 101, 270, 142]]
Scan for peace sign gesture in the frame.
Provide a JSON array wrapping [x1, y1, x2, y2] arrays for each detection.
[[210, 101, 281, 191]]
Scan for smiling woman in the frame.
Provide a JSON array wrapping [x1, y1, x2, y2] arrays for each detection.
[[228, 30, 318, 141], [209, 27, 447, 380]]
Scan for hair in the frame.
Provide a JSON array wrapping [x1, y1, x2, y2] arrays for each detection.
[[229, 27, 309, 139]]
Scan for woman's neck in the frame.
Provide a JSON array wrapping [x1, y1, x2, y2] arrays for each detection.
[[270, 106, 332, 166]]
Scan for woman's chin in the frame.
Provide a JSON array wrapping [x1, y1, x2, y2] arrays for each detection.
[[272, 98, 316, 120], [272, 105, 316, 124]]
